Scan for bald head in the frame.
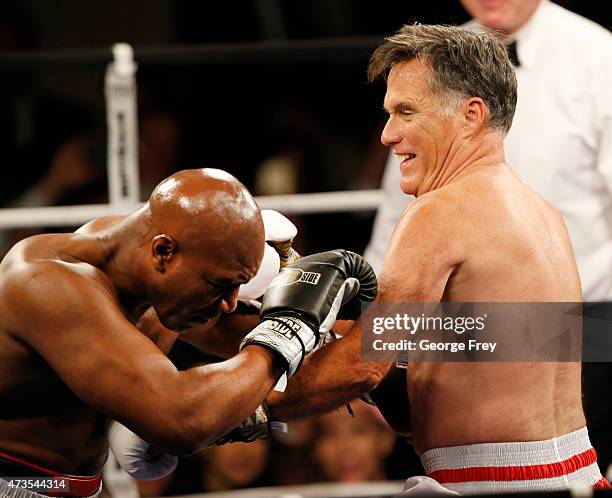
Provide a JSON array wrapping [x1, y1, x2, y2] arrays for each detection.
[[138, 168, 264, 331], [148, 168, 263, 251]]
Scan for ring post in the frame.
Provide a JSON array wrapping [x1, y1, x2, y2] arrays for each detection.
[[105, 43, 140, 210]]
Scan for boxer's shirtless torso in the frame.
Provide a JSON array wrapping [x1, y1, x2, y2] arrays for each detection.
[[267, 55, 584, 464], [0, 214, 259, 474], [0, 170, 270, 476], [0, 222, 175, 474], [381, 164, 583, 454], [0, 234, 122, 473]]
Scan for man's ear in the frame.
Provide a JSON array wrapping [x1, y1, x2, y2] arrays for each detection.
[[151, 235, 177, 273], [463, 97, 487, 135]]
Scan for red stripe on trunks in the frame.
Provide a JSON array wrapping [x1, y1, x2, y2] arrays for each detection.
[[429, 447, 597, 483]]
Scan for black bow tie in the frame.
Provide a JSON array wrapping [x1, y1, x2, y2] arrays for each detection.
[[507, 41, 520, 67]]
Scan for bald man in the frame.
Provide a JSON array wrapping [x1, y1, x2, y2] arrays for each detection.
[[0, 168, 374, 498]]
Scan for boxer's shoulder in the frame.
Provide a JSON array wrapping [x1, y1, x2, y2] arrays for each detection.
[[3, 238, 112, 288], [395, 189, 467, 244], [400, 191, 448, 225], [380, 191, 466, 300], [76, 215, 126, 234], [1, 252, 119, 337]]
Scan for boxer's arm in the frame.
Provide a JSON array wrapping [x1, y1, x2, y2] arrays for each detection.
[[135, 306, 179, 355], [9, 263, 282, 455], [179, 312, 258, 358], [377, 194, 464, 302], [267, 316, 391, 421], [268, 195, 463, 421], [110, 308, 257, 479]]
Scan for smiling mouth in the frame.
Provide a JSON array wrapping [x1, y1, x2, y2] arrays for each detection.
[[397, 153, 417, 168]]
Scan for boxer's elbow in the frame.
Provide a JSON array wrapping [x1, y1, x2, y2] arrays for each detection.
[[168, 392, 249, 454], [354, 362, 391, 392], [147, 411, 219, 456], [135, 417, 195, 456], [175, 397, 239, 454], [135, 392, 221, 455]]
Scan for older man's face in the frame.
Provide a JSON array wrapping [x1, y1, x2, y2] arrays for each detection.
[[460, 0, 540, 35], [381, 59, 464, 197]]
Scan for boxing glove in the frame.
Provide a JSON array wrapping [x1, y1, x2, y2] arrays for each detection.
[[108, 422, 178, 480], [240, 250, 377, 378], [261, 209, 300, 269], [238, 210, 300, 302]]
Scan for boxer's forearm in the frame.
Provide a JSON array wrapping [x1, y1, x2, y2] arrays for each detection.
[[267, 324, 392, 421], [179, 313, 259, 358], [143, 345, 282, 454]]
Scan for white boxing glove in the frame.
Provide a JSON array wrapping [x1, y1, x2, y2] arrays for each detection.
[[238, 210, 298, 301], [108, 422, 177, 480], [261, 209, 297, 247], [237, 244, 280, 302]]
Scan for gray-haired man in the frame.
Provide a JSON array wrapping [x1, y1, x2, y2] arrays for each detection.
[[267, 24, 610, 494]]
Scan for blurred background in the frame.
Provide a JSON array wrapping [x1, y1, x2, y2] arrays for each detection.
[[1, 1, 610, 496], [1, 0, 609, 258]]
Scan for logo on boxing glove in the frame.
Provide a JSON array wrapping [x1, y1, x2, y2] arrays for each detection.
[[271, 268, 321, 287], [252, 316, 307, 340]]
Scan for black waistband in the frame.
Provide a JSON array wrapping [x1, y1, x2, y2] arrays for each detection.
[[0, 450, 102, 497], [0, 452, 54, 479], [0, 453, 52, 495]]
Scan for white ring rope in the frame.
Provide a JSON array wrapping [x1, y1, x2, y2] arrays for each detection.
[[256, 189, 383, 215], [0, 190, 383, 229]]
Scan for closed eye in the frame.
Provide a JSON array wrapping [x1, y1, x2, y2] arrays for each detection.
[[211, 281, 236, 291], [209, 278, 248, 293]]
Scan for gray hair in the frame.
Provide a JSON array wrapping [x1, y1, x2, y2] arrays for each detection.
[[368, 24, 517, 135]]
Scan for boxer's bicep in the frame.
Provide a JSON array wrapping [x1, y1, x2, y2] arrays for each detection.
[[378, 198, 463, 301], [8, 264, 282, 453], [7, 263, 182, 433]]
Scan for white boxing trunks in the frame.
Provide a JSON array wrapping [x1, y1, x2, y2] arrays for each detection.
[[416, 427, 610, 494]]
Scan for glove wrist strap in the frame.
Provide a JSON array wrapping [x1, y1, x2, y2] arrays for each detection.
[[240, 316, 317, 378]]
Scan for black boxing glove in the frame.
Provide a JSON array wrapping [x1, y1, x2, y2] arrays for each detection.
[[239, 250, 377, 378]]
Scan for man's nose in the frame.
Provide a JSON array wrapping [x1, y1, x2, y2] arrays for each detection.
[[381, 116, 402, 147], [218, 287, 239, 314]]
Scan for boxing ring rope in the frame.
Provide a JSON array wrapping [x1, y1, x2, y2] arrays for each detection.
[[0, 190, 383, 229], [0, 37, 381, 69], [162, 485, 611, 498]]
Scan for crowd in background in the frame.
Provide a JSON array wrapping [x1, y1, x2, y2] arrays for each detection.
[[133, 400, 416, 496]]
